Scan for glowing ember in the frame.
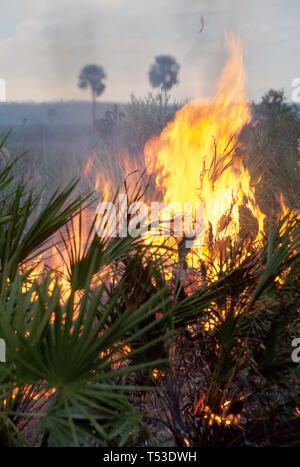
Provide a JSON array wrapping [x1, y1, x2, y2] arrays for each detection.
[[194, 395, 242, 427], [152, 368, 165, 380]]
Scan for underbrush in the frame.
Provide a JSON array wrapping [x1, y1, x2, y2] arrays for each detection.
[[0, 127, 299, 447]]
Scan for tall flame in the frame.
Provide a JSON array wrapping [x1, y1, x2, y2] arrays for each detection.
[[144, 33, 264, 259]]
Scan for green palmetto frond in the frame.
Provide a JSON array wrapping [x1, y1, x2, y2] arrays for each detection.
[[0, 267, 170, 446]]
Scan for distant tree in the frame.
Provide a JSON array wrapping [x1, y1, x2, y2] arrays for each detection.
[[148, 55, 180, 130], [78, 64, 106, 126], [148, 55, 180, 96], [252, 89, 300, 153]]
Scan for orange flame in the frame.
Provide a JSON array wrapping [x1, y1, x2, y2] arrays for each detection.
[[82, 152, 96, 178], [144, 32, 265, 265]]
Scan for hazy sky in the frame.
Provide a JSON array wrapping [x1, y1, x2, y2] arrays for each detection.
[[1, 0, 299, 103]]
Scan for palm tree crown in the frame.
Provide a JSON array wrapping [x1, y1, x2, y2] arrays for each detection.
[[148, 55, 180, 92]]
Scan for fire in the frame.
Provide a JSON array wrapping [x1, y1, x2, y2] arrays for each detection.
[[3, 385, 56, 408], [202, 402, 241, 427], [144, 32, 265, 267], [5, 33, 297, 444], [183, 437, 191, 446], [152, 368, 165, 380], [12, 34, 269, 383]]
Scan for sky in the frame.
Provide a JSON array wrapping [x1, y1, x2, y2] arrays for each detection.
[[0, 0, 299, 103]]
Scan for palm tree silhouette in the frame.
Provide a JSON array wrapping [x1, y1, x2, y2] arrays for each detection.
[[78, 64, 106, 127]]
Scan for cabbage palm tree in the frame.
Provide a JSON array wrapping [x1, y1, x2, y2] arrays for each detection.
[[148, 55, 180, 129], [78, 64, 106, 126], [148, 55, 180, 95]]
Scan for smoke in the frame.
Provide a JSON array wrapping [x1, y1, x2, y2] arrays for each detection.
[[0, 0, 299, 101]]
